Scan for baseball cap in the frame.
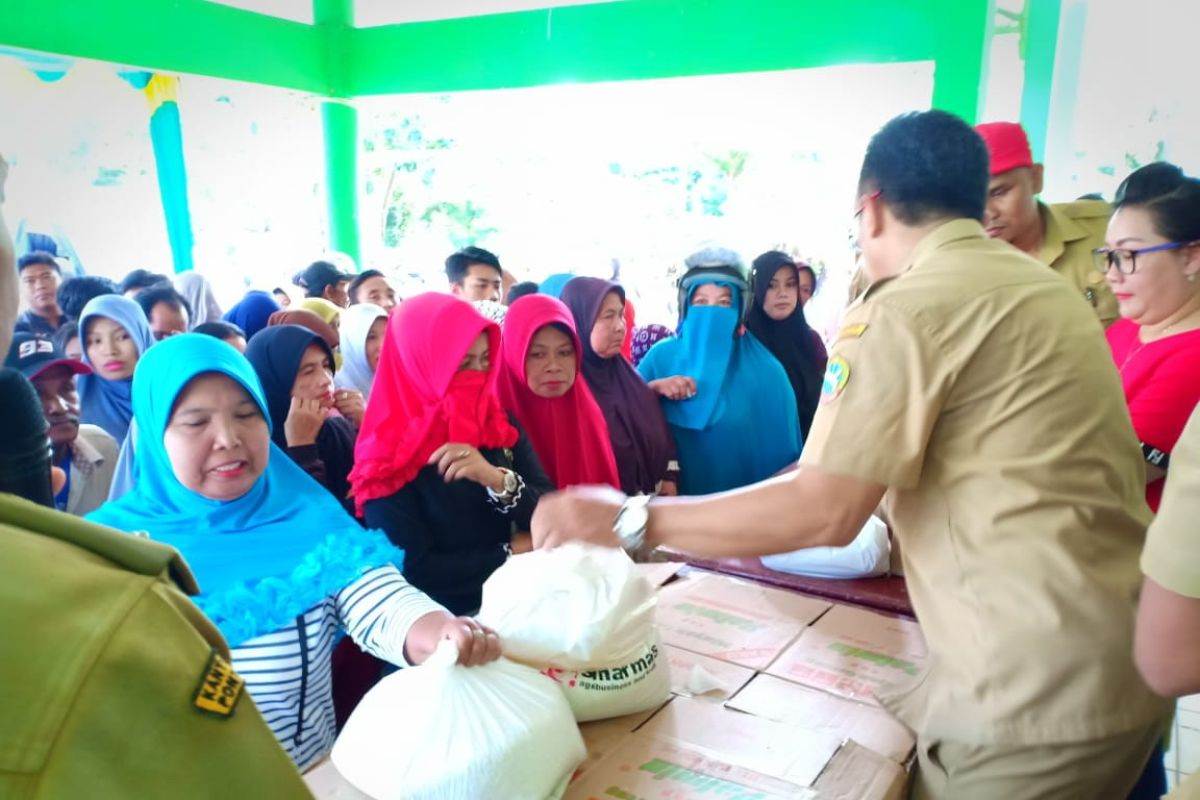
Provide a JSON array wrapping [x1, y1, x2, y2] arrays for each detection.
[[4, 333, 91, 381], [294, 261, 354, 294], [975, 122, 1035, 176]]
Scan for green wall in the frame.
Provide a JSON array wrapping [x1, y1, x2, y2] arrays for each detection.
[[0, 0, 326, 93], [0, 0, 991, 120], [346, 0, 988, 119]]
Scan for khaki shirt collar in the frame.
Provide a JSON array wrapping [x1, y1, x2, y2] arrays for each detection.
[[70, 431, 106, 476], [861, 218, 986, 301], [1037, 201, 1088, 266]]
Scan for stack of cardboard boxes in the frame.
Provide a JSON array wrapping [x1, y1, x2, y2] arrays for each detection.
[[305, 563, 927, 800], [568, 566, 927, 800]]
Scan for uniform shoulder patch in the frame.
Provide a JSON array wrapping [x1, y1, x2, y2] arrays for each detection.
[[837, 323, 868, 340], [821, 357, 851, 404], [193, 649, 245, 718]]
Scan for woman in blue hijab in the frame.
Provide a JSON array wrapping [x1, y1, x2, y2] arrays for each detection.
[[86, 333, 499, 769], [637, 248, 801, 495], [221, 289, 280, 339], [78, 294, 154, 441]]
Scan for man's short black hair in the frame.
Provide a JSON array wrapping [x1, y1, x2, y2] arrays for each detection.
[[506, 281, 540, 305], [445, 246, 502, 284], [118, 269, 171, 296], [348, 269, 386, 303], [57, 275, 118, 321], [193, 321, 246, 342], [858, 110, 989, 226], [17, 251, 60, 275], [136, 285, 192, 321]]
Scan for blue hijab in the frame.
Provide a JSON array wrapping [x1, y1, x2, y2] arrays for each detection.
[[539, 273, 575, 299], [87, 334, 402, 647], [637, 280, 801, 495], [78, 295, 155, 442], [222, 290, 281, 339]]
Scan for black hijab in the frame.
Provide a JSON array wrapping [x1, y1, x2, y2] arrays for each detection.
[[560, 278, 674, 495], [245, 324, 357, 508], [746, 252, 825, 440]]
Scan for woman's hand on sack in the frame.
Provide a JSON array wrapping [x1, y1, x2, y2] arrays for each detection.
[[648, 375, 696, 401], [510, 532, 534, 555], [532, 485, 627, 550], [440, 616, 501, 666], [405, 612, 501, 667], [429, 443, 506, 490]]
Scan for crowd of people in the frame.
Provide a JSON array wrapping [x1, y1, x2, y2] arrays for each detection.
[[1, 110, 1199, 798]]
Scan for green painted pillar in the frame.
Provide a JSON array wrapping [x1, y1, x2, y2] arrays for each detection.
[[930, 0, 992, 123], [321, 100, 359, 268], [1019, 0, 1064, 162], [315, 0, 360, 268]]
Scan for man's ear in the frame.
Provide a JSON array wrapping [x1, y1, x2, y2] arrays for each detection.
[[1030, 163, 1045, 196], [864, 193, 886, 240], [449, 283, 464, 297]]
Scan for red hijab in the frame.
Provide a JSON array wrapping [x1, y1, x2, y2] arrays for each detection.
[[498, 296, 620, 490], [349, 293, 518, 514], [621, 298, 636, 361]]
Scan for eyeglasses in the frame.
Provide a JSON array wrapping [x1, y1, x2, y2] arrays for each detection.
[[850, 190, 882, 254], [1093, 241, 1198, 275]]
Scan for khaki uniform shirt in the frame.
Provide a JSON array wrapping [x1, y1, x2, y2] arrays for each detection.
[[1142, 404, 1200, 597], [0, 494, 312, 799], [801, 219, 1170, 745], [1037, 200, 1118, 328], [65, 424, 118, 517]]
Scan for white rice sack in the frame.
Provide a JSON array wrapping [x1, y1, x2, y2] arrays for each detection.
[[331, 641, 585, 800], [477, 543, 656, 670], [543, 635, 670, 722]]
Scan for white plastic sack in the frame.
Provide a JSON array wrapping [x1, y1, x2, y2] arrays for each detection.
[[760, 514, 891, 579], [477, 544, 657, 670], [331, 641, 585, 800], [544, 635, 671, 722]]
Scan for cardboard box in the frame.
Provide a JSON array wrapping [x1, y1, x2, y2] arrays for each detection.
[[664, 644, 757, 703], [565, 731, 817, 800], [635, 696, 842, 788], [576, 703, 668, 780], [766, 604, 926, 706], [656, 571, 831, 669], [726, 674, 915, 763], [811, 741, 908, 800]]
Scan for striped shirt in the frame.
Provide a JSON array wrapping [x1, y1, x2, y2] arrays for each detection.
[[230, 565, 444, 770]]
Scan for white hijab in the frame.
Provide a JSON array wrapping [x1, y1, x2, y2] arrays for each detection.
[[175, 271, 223, 328], [335, 303, 388, 401]]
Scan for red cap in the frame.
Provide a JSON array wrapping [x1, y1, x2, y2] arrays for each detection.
[[975, 122, 1034, 176]]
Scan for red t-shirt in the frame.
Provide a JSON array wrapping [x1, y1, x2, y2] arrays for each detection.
[[1107, 318, 1200, 511]]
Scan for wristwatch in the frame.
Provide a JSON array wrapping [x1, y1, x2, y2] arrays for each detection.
[[490, 468, 519, 501], [613, 494, 654, 553]]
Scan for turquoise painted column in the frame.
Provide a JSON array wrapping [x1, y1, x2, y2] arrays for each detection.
[[1019, 0, 1064, 162], [315, 0, 360, 269], [120, 70, 195, 273]]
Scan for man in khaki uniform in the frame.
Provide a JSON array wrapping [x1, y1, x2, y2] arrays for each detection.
[[0, 495, 315, 798], [0, 154, 312, 798], [1136, 403, 1200, 799], [533, 111, 1170, 798], [976, 121, 1118, 327]]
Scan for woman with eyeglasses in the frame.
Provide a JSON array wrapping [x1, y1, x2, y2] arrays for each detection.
[[1100, 162, 1200, 514]]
